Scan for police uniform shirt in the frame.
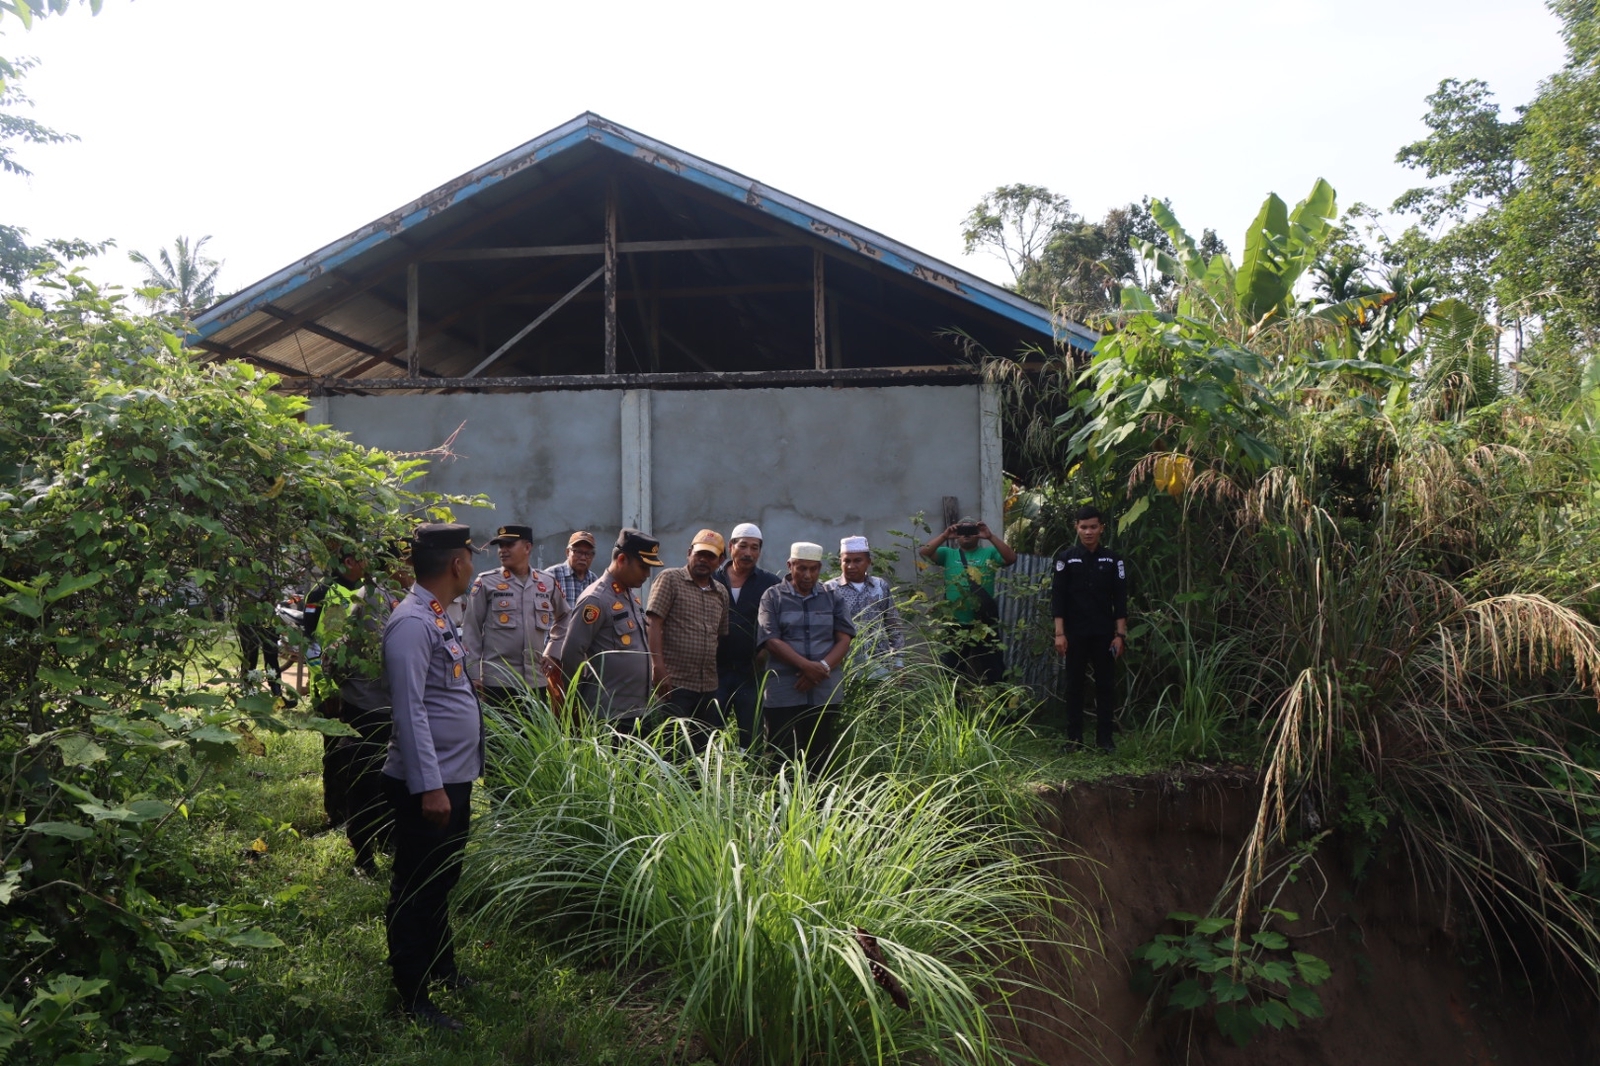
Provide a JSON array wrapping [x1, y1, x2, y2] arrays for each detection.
[[544, 573, 651, 719], [463, 566, 567, 690], [382, 584, 485, 793], [1050, 544, 1128, 637]]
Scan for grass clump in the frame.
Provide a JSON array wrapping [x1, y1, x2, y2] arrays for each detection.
[[467, 675, 1088, 1066]]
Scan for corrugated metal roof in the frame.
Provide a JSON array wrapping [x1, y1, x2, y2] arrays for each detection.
[[193, 112, 1095, 355]]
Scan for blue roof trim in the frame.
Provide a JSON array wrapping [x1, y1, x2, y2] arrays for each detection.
[[195, 113, 1096, 353]]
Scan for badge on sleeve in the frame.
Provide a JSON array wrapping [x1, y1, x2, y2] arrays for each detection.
[[1055, 560, 1066, 571], [582, 604, 601, 624]]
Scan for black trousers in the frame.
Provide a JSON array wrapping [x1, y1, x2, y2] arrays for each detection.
[[666, 688, 724, 753], [321, 697, 393, 865], [761, 702, 840, 770], [383, 775, 471, 1003], [716, 669, 761, 748], [1063, 636, 1117, 746], [940, 623, 1005, 685], [237, 622, 282, 695]]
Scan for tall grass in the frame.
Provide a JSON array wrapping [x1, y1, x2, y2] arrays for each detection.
[[465, 676, 1087, 1066], [1228, 454, 1600, 981]]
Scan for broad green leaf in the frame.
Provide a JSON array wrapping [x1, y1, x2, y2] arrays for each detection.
[[1292, 951, 1332, 984], [1120, 285, 1158, 312], [1117, 496, 1150, 534], [1237, 193, 1292, 322], [1251, 930, 1288, 951], [1192, 917, 1231, 935], [187, 725, 240, 745], [27, 821, 93, 840], [53, 735, 107, 766], [1258, 998, 1297, 1029], [1167, 977, 1208, 1011], [1210, 975, 1250, 1004], [44, 572, 103, 603], [224, 927, 285, 949], [119, 1046, 172, 1063], [302, 716, 358, 738], [0, 867, 21, 905], [1285, 985, 1324, 1018]]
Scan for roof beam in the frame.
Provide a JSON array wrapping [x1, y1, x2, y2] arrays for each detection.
[[421, 236, 802, 262], [292, 365, 983, 392], [465, 265, 605, 378]]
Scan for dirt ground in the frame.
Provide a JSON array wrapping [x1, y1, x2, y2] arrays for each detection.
[[1007, 770, 1597, 1065]]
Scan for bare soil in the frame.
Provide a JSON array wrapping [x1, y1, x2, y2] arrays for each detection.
[[1009, 769, 1597, 1065]]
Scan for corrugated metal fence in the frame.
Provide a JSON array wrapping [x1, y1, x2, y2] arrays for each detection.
[[997, 553, 1057, 696]]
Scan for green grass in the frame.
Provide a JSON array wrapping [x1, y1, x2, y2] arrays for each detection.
[[465, 673, 1097, 1066], [151, 727, 670, 1065]]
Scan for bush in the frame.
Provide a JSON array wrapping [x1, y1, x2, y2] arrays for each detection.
[[466, 677, 1087, 1066]]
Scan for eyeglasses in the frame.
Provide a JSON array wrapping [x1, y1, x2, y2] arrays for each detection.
[[569, 546, 595, 556]]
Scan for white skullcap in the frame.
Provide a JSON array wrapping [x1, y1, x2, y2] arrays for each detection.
[[789, 541, 824, 562], [730, 522, 763, 542], [840, 535, 870, 554]]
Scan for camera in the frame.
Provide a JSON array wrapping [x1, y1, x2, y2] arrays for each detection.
[[954, 523, 979, 536]]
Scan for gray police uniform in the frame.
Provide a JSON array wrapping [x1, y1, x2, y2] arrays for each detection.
[[545, 574, 652, 720], [462, 566, 567, 692], [382, 585, 484, 792]]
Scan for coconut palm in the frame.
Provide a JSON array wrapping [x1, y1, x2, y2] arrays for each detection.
[[130, 234, 221, 317]]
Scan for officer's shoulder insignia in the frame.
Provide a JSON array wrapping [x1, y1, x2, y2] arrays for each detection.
[[429, 599, 444, 614], [1055, 560, 1066, 571], [611, 582, 623, 593], [434, 617, 447, 630], [582, 604, 601, 624]]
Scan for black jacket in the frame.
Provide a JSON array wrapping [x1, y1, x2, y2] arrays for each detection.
[[713, 564, 782, 674], [1050, 544, 1127, 636]]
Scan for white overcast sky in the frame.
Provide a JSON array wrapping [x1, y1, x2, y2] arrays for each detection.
[[1, 0, 1567, 298]]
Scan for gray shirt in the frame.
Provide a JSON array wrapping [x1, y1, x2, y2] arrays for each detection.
[[382, 584, 485, 793], [462, 566, 567, 689], [756, 579, 856, 709], [544, 573, 653, 720], [824, 574, 904, 678]]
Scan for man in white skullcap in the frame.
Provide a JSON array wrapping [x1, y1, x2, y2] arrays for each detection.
[[824, 536, 904, 679], [713, 521, 782, 746], [754, 541, 855, 765]]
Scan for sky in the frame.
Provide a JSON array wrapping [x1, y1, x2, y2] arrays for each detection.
[[0, 0, 1568, 299]]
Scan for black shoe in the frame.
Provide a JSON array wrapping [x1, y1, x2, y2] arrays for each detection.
[[404, 998, 464, 1032], [436, 971, 478, 991]]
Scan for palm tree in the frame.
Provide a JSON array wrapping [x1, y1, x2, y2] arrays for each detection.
[[130, 235, 222, 317]]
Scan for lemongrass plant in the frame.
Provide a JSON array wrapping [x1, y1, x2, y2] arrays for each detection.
[[465, 675, 1089, 1066]]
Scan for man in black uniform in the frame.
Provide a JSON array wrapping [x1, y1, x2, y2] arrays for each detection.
[[1050, 506, 1129, 752]]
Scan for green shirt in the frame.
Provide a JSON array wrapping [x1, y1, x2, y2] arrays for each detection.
[[932, 543, 1005, 625]]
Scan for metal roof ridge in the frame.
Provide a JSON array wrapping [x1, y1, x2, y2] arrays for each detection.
[[194, 112, 1096, 350]]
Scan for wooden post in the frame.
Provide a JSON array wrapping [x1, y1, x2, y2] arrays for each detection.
[[604, 180, 618, 375], [813, 248, 826, 371], [942, 496, 962, 531], [405, 263, 420, 378]]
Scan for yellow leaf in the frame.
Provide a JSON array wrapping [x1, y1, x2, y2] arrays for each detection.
[[263, 475, 286, 499], [249, 838, 268, 853]]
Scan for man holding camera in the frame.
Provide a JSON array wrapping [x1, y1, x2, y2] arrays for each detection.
[[919, 517, 1017, 684]]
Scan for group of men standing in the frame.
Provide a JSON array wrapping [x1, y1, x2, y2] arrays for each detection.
[[305, 506, 1127, 1031]]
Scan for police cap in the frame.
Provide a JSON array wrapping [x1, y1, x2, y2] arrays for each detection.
[[412, 523, 473, 552], [615, 528, 664, 567], [488, 524, 533, 545]]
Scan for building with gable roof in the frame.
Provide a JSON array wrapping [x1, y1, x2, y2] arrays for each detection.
[[192, 113, 1094, 570]]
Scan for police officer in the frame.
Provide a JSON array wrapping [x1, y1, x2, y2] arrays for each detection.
[[462, 524, 566, 707], [545, 529, 662, 724], [381, 523, 483, 1031], [1050, 506, 1129, 753]]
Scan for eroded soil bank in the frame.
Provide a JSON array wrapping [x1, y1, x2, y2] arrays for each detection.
[[1010, 770, 1596, 1065]]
